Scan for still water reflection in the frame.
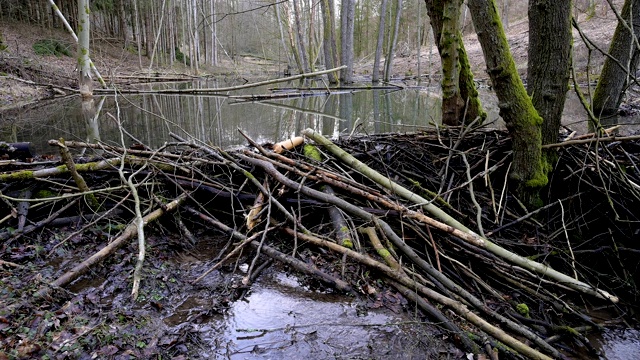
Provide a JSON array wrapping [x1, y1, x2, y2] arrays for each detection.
[[1, 80, 454, 155], [4, 78, 639, 156]]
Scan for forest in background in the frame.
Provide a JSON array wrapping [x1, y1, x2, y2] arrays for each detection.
[[0, 0, 534, 75]]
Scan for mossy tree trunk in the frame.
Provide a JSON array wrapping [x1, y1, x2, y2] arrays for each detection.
[[440, 0, 465, 125], [467, 0, 546, 199], [424, 0, 486, 125], [592, 0, 640, 118], [527, 0, 572, 146]]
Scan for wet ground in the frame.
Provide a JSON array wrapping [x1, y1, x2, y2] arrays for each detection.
[[4, 221, 639, 359], [1, 228, 459, 359]]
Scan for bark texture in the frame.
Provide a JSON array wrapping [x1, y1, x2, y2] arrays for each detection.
[[424, 0, 485, 125], [77, 0, 91, 99], [372, 0, 389, 83], [467, 0, 546, 193], [440, 0, 464, 125], [592, 0, 640, 117], [527, 0, 572, 146]]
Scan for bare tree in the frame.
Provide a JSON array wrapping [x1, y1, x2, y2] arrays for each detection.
[[592, 0, 640, 118], [373, 0, 389, 83], [292, 0, 310, 73], [321, 0, 339, 83], [340, 0, 355, 83], [383, 0, 403, 82], [527, 0, 572, 145]]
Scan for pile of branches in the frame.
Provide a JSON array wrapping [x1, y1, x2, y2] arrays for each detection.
[[1, 126, 639, 359]]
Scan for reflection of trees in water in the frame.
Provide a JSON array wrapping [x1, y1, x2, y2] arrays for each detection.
[[2, 87, 443, 154]]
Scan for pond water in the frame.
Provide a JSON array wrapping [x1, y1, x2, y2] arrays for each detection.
[[1, 80, 447, 155], [180, 271, 447, 359], [6, 78, 636, 156]]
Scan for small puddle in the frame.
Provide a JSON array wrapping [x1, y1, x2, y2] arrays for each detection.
[[173, 271, 447, 359]]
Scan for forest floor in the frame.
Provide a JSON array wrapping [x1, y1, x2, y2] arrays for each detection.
[[0, 3, 622, 115]]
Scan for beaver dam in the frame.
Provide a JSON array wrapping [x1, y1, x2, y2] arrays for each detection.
[[1, 126, 639, 359]]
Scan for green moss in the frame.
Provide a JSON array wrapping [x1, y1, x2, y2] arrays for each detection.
[[525, 169, 548, 189], [35, 189, 57, 198], [0, 170, 35, 182], [340, 239, 353, 249], [377, 248, 391, 258], [242, 170, 256, 180], [516, 303, 530, 318], [303, 144, 323, 162]]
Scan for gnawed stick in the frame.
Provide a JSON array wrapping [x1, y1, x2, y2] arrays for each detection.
[[35, 193, 189, 298], [273, 136, 304, 154]]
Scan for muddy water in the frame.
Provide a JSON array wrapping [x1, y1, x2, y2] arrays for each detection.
[[166, 270, 446, 359]]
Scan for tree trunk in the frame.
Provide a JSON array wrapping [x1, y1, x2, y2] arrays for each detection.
[[340, 0, 355, 83], [424, 0, 485, 124], [77, 0, 92, 99], [467, 0, 546, 198], [527, 0, 572, 146], [440, 0, 464, 125], [592, 0, 640, 117], [383, 0, 403, 82], [321, 0, 339, 83], [372, 0, 389, 83], [292, 0, 310, 73]]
